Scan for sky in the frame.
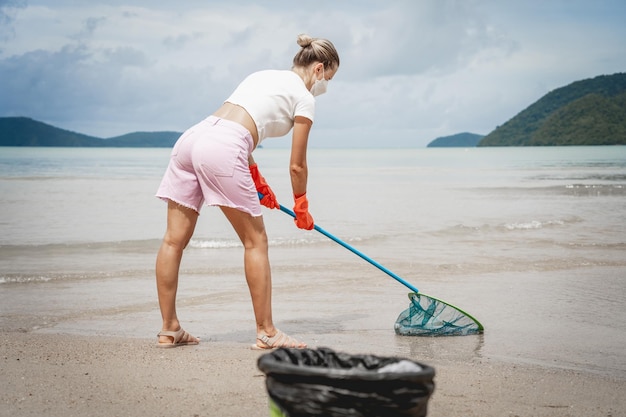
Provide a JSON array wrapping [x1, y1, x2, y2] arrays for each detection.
[[1, 0, 625, 148]]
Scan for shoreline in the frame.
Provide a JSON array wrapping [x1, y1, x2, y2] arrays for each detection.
[[1, 332, 624, 417]]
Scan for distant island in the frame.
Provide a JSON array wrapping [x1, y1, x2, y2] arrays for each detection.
[[427, 132, 484, 147], [0, 117, 181, 147], [479, 72, 626, 146]]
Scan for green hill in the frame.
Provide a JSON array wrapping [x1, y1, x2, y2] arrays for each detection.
[[105, 131, 180, 147], [427, 132, 484, 147], [0, 117, 102, 146], [479, 73, 626, 146], [0, 117, 181, 147]]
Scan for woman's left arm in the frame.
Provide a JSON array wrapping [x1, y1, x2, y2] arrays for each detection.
[[289, 116, 313, 197]]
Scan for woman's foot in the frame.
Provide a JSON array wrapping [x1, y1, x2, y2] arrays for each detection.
[[156, 327, 200, 348], [252, 329, 307, 350]]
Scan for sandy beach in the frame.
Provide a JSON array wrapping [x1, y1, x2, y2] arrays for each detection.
[[1, 256, 625, 417], [1, 331, 624, 417], [1, 260, 625, 417], [2, 147, 625, 416]]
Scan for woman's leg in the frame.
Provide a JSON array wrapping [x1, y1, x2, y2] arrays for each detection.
[[220, 206, 305, 348], [220, 206, 273, 334], [155, 200, 200, 344]]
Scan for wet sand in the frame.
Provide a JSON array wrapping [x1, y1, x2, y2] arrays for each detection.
[[2, 332, 624, 417], [1, 263, 625, 416]]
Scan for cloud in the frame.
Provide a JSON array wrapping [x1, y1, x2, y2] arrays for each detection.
[[0, 0, 26, 42], [1, 0, 625, 146], [0, 41, 221, 135], [328, 1, 519, 80], [162, 32, 204, 50], [69, 16, 107, 42]]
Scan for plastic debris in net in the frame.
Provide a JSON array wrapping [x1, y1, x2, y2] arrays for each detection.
[[394, 292, 484, 336]]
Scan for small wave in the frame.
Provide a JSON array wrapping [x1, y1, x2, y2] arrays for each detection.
[[565, 183, 624, 188], [188, 239, 241, 249], [500, 216, 581, 231], [188, 234, 369, 250], [0, 275, 54, 284], [562, 241, 626, 251], [563, 183, 626, 196], [0, 239, 162, 255], [436, 216, 582, 236], [0, 269, 152, 285], [503, 219, 565, 230], [188, 236, 325, 249], [0, 272, 91, 285], [477, 183, 626, 197]]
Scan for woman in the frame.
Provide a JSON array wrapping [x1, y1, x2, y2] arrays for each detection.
[[154, 34, 340, 349]]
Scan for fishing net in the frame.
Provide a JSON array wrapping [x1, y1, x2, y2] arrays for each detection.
[[394, 293, 484, 336]]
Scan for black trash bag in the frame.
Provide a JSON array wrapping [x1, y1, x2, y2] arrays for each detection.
[[257, 347, 435, 417]]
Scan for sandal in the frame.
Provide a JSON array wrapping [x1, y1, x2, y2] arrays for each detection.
[[156, 328, 200, 348], [251, 329, 307, 350]]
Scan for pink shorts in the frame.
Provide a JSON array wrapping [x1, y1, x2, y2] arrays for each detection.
[[156, 115, 262, 216]]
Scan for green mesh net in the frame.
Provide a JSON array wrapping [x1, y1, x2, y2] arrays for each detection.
[[394, 293, 484, 336]]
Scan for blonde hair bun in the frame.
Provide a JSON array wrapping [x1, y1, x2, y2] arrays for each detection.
[[297, 34, 314, 48], [293, 34, 340, 70]]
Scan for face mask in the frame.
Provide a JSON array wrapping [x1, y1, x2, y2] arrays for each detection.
[[310, 67, 328, 96]]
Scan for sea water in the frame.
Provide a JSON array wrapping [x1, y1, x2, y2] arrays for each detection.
[[0, 146, 625, 378]]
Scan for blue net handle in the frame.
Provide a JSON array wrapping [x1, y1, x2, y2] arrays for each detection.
[[260, 192, 419, 293], [260, 193, 484, 333]]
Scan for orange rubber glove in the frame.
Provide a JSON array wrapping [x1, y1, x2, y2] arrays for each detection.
[[293, 193, 314, 230], [249, 164, 279, 209]]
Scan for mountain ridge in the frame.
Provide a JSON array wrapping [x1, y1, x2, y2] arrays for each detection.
[[427, 132, 484, 147], [0, 117, 181, 147], [478, 72, 626, 146]]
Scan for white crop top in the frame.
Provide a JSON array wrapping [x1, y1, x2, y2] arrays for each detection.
[[225, 70, 315, 143]]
